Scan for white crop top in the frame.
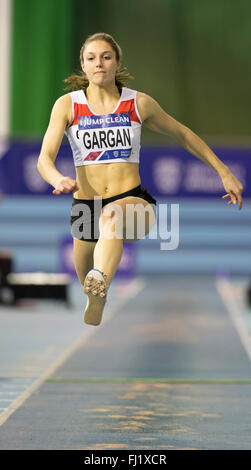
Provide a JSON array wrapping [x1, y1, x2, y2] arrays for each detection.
[[64, 87, 142, 166]]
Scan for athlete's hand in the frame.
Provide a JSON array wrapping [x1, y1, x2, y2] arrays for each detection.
[[221, 170, 243, 210], [52, 177, 79, 195]]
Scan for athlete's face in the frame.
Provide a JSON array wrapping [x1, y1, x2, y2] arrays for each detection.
[[81, 40, 121, 85]]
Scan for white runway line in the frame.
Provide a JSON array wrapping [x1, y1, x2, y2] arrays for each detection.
[[216, 277, 251, 364], [0, 276, 146, 427]]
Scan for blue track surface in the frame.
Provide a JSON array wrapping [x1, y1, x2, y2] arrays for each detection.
[[0, 274, 251, 449]]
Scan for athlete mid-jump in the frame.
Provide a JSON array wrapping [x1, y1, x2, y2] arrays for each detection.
[[37, 32, 243, 326]]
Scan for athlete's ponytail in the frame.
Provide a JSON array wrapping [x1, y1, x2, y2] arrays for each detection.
[[64, 32, 134, 91]]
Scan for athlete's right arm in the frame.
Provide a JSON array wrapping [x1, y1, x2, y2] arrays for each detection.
[[37, 95, 78, 195]]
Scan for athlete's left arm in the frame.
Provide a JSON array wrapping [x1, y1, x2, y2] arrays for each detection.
[[137, 92, 243, 210]]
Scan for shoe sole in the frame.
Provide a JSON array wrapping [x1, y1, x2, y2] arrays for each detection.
[[83, 272, 107, 325]]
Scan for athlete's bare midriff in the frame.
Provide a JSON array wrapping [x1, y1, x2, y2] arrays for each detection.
[[74, 162, 141, 199]]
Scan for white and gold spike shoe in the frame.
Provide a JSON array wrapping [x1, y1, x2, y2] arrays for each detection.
[[83, 269, 108, 325]]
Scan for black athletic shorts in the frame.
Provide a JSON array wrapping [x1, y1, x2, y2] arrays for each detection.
[[70, 184, 157, 242]]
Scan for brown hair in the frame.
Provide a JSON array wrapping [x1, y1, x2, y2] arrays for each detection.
[[64, 32, 134, 91]]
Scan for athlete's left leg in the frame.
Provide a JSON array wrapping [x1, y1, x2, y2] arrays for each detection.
[[93, 196, 157, 288]]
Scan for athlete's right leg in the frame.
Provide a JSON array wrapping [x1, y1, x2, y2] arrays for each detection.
[[73, 238, 96, 286]]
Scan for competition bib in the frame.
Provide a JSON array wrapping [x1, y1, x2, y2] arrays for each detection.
[[77, 112, 133, 162]]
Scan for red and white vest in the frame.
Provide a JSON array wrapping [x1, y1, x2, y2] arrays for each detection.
[[64, 87, 142, 166]]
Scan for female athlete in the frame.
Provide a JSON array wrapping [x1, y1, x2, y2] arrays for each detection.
[[37, 32, 243, 326]]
